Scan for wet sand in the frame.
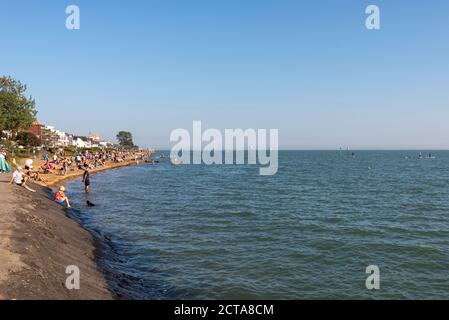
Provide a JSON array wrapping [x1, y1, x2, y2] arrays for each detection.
[[0, 173, 114, 299]]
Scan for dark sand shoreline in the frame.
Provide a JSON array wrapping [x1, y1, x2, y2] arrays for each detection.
[[0, 174, 114, 299]]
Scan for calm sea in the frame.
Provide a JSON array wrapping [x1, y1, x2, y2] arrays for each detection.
[[65, 151, 449, 299]]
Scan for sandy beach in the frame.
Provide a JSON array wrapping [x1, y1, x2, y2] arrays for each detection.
[[0, 161, 141, 299], [32, 158, 141, 187]]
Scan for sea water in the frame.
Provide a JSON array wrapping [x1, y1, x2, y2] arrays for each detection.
[[66, 151, 449, 299]]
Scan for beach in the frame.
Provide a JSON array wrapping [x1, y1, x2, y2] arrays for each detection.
[[0, 173, 113, 299], [32, 158, 142, 188], [0, 157, 141, 300]]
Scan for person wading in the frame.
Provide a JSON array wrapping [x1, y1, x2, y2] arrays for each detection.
[[82, 165, 90, 193]]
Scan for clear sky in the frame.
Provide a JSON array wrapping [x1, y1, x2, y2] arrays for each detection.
[[1, 0, 448, 149]]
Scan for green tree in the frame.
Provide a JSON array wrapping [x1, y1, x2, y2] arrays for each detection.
[[0, 76, 37, 136], [116, 131, 134, 147], [15, 131, 40, 147]]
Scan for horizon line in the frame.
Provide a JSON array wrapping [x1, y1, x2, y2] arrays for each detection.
[[148, 148, 449, 151]]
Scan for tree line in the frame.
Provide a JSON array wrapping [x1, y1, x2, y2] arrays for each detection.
[[0, 76, 37, 138], [1, 75, 135, 148]]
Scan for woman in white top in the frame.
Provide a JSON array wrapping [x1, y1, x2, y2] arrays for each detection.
[[10, 167, 36, 192]]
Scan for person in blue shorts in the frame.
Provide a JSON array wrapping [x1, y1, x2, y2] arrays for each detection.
[[54, 186, 71, 208]]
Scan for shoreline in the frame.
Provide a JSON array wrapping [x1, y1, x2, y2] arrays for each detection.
[[0, 159, 143, 299], [34, 158, 142, 188]]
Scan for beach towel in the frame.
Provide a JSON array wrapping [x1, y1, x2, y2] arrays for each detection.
[[0, 156, 10, 173]]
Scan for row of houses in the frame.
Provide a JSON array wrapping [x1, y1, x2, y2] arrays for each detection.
[[28, 120, 112, 149]]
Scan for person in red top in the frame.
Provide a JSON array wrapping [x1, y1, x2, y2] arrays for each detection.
[[54, 186, 71, 208]]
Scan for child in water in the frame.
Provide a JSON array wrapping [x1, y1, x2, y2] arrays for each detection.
[[54, 186, 71, 208]]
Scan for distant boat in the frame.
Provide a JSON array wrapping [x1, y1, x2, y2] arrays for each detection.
[[170, 157, 184, 165]]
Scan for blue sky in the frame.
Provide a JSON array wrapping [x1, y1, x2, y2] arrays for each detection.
[[1, 0, 448, 149]]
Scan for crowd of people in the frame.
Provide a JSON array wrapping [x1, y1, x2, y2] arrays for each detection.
[[0, 147, 150, 208], [40, 149, 135, 176]]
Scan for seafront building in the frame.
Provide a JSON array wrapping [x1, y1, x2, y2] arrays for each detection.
[[26, 120, 110, 149], [28, 120, 42, 140], [72, 136, 91, 148], [87, 133, 101, 144], [39, 125, 69, 148]]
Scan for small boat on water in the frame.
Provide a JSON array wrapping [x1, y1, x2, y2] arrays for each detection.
[[170, 157, 184, 165]]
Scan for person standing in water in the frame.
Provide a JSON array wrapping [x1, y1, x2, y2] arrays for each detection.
[[82, 165, 90, 193]]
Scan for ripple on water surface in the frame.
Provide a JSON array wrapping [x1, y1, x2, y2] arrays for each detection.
[[66, 151, 449, 299]]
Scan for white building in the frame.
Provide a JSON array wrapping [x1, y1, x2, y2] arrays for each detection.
[[55, 130, 70, 147], [73, 136, 92, 149]]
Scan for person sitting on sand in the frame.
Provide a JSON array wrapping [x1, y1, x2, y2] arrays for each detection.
[[10, 167, 36, 192], [41, 161, 56, 174], [54, 186, 71, 208], [25, 164, 47, 183], [24, 158, 33, 170]]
